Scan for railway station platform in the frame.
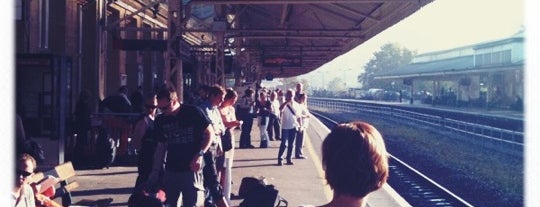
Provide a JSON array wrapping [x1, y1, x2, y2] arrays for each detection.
[[36, 117, 410, 207]]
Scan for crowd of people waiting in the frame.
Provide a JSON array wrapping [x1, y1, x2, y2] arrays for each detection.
[[13, 81, 390, 207], [130, 82, 312, 206]]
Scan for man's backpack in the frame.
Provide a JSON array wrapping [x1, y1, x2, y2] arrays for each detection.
[[94, 128, 116, 169], [239, 177, 288, 207]]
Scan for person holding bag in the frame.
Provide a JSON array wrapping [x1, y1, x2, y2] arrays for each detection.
[[219, 88, 242, 201], [276, 89, 301, 166], [295, 93, 311, 159], [267, 90, 281, 141], [255, 91, 271, 148]]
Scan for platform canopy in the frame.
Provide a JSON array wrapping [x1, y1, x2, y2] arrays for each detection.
[[152, 0, 435, 78]]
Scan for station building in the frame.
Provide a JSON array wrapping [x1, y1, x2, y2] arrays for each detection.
[[374, 30, 524, 110]]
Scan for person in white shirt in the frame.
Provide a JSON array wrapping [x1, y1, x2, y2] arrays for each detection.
[[295, 93, 311, 159], [276, 89, 301, 166], [267, 91, 281, 141]]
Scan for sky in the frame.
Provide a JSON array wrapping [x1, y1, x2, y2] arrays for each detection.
[[294, 0, 525, 89]]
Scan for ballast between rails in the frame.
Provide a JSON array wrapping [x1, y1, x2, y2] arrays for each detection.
[[308, 98, 523, 146]]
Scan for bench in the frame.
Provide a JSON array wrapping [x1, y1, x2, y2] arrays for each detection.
[[30, 161, 113, 207]]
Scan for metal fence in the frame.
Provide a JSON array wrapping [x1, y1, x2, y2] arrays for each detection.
[[308, 98, 523, 146]]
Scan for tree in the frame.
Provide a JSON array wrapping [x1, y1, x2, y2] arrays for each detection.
[[357, 43, 416, 90], [327, 77, 345, 93], [280, 77, 299, 90], [277, 77, 309, 92]]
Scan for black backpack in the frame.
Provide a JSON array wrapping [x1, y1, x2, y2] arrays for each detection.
[[239, 177, 288, 207], [94, 128, 116, 169]]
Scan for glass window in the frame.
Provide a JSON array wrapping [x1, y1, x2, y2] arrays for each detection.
[[501, 50, 511, 63], [475, 54, 483, 67]]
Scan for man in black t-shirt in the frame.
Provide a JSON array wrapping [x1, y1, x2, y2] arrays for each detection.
[[148, 87, 214, 207]]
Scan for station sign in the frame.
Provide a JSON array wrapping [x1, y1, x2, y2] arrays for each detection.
[[261, 56, 302, 67]]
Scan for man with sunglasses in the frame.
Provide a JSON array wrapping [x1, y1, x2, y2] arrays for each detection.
[[148, 87, 214, 207], [132, 94, 159, 188], [13, 153, 37, 207]]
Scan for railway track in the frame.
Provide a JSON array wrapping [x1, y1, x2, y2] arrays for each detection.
[[313, 112, 474, 207]]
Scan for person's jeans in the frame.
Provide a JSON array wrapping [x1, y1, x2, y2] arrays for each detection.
[[203, 145, 223, 206], [267, 114, 281, 140], [259, 116, 270, 141], [295, 130, 305, 157], [278, 128, 297, 162], [163, 170, 205, 207]]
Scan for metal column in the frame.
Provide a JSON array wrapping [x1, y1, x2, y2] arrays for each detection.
[[166, 0, 184, 98], [215, 32, 225, 86]]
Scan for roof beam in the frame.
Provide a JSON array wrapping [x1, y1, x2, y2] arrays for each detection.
[[114, 27, 364, 34], [189, 0, 418, 5], [280, 4, 292, 27], [241, 45, 343, 52], [183, 28, 362, 33], [226, 34, 364, 39], [243, 45, 342, 48], [115, 27, 167, 32], [255, 47, 342, 52], [309, 4, 359, 24], [108, 0, 166, 29], [330, 3, 380, 21]]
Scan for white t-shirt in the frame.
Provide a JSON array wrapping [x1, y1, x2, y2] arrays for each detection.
[[270, 99, 281, 118], [297, 103, 311, 131], [281, 102, 300, 130]]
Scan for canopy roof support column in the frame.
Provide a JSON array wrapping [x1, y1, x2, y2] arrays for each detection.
[[216, 32, 225, 86], [166, 0, 183, 98]]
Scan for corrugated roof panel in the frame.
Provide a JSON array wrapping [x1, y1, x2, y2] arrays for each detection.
[[375, 56, 475, 78]]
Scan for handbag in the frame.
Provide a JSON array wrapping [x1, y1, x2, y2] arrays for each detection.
[[221, 129, 233, 152]]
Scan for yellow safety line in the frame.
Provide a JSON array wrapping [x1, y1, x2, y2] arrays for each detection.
[[305, 133, 333, 202]]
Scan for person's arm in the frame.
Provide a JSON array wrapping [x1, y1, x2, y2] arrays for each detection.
[[279, 100, 290, 111], [293, 104, 302, 128], [300, 105, 311, 119], [148, 141, 166, 184], [220, 107, 241, 129], [190, 125, 213, 172], [131, 118, 146, 150], [305, 107, 311, 118], [215, 196, 230, 207]]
